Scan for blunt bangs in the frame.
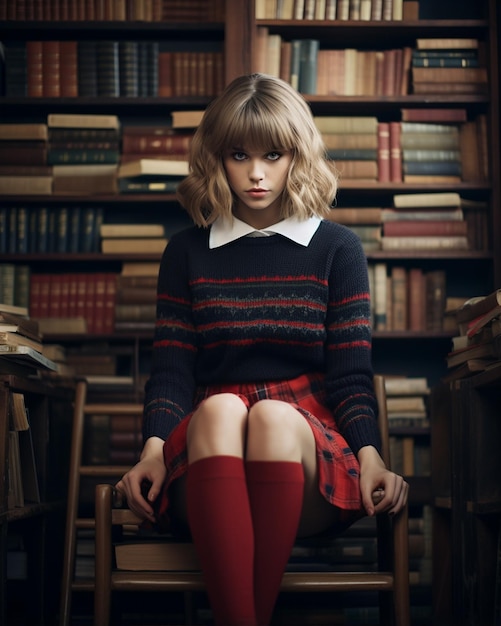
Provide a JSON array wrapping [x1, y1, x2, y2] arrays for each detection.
[[217, 101, 299, 155]]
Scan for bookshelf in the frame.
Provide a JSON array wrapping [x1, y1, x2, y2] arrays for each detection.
[[245, 0, 499, 622], [0, 0, 500, 623], [431, 364, 501, 625], [0, 374, 75, 626]]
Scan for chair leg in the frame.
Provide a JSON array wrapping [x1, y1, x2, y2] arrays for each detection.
[[59, 380, 87, 626], [393, 503, 411, 626], [94, 484, 113, 626]]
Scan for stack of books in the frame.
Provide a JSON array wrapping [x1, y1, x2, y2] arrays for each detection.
[[327, 206, 382, 252], [0, 303, 57, 376], [0, 123, 52, 195], [117, 158, 189, 195], [314, 116, 379, 181], [120, 125, 193, 164], [385, 376, 431, 478], [49, 114, 119, 195], [381, 192, 469, 251], [114, 259, 159, 333], [411, 38, 488, 95], [400, 121, 463, 184], [443, 289, 501, 381]]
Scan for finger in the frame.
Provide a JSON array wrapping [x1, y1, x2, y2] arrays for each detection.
[[372, 488, 385, 505]]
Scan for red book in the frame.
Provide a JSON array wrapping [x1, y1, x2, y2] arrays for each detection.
[[42, 41, 61, 98], [85, 274, 96, 334], [38, 274, 51, 319], [92, 273, 107, 335], [377, 122, 390, 183], [121, 133, 192, 155], [103, 273, 118, 334], [383, 220, 468, 237], [26, 41, 43, 98], [158, 52, 174, 97], [408, 268, 426, 332], [67, 274, 78, 318], [59, 41, 79, 98], [48, 274, 62, 318], [389, 121, 402, 182]]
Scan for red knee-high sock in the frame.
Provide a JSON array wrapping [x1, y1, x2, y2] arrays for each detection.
[[246, 461, 304, 626], [186, 456, 256, 626]]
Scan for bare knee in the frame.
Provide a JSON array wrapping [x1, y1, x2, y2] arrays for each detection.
[[246, 400, 313, 462], [187, 393, 248, 462]]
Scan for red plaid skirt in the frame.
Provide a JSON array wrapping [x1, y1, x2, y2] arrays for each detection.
[[157, 372, 363, 526]]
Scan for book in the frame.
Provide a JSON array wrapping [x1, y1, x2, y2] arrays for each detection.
[[118, 177, 183, 194], [0, 124, 48, 140], [117, 159, 189, 178], [416, 38, 479, 50], [0, 313, 40, 342], [47, 114, 120, 129], [381, 236, 469, 250], [412, 67, 488, 84], [170, 110, 205, 129], [0, 345, 57, 370], [0, 331, 43, 352], [425, 270, 446, 333], [377, 122, 390, 183], [115, 540, 200, 571], [313, 117, 378, 134], [384, 376, 429, 396], [390, 266, 407, 331], [393, 192, 461, 208], [101, 238, 168, 254], [441, 358, 495, 383], [455, 290, 501, 324], [446, 340, 498, 369], [99, 224, 165, 238], [383, 221, 468, 237], [0, 176, 52, 195], [0, 303, 29, 317], [381, 207, 464, 222], [400, 108, 468, 123], [329, 207, 382, 225]]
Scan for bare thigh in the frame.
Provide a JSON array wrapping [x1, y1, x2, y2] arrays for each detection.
[[169, 398, 342, 538]]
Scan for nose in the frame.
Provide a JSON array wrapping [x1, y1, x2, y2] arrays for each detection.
[[248, 159, 264, 183]]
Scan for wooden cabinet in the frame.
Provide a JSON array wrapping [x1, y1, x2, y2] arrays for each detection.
[[431, 364, 501, 625], [0, 374, 75, 625]]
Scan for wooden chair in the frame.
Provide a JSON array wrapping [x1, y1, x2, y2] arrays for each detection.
[[59, 378, 144, 626], [94, 375, 410, 626]]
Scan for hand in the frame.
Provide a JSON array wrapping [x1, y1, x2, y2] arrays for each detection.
[[115, 436, 166, 522], [357, 445, 409, 517]]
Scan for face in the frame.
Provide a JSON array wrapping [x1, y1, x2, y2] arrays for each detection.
[[223, 147, 293, 229]]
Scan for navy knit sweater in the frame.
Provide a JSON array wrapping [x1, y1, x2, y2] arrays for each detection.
[[143, 219, 380, 455]]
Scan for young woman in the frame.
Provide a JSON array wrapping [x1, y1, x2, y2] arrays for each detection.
[[116, 73, 408, 626]]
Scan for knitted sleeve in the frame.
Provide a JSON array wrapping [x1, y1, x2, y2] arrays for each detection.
[[142, 230, 198, 442], [323, 225, 381, 454]]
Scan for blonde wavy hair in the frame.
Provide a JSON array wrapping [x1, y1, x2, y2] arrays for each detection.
[[176, 73, 338, 227]]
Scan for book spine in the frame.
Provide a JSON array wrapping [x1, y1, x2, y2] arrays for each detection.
[[377, 122, 390, 183]]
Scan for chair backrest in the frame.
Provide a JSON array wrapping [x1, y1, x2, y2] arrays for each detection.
[[94, 374, 410, 626]]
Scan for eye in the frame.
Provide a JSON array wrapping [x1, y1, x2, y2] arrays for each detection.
[[266, 151, 282, 161], [231, 151, 248, 161]]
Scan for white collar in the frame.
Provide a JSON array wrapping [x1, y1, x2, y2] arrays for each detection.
[[209, 215, 321, 249]]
